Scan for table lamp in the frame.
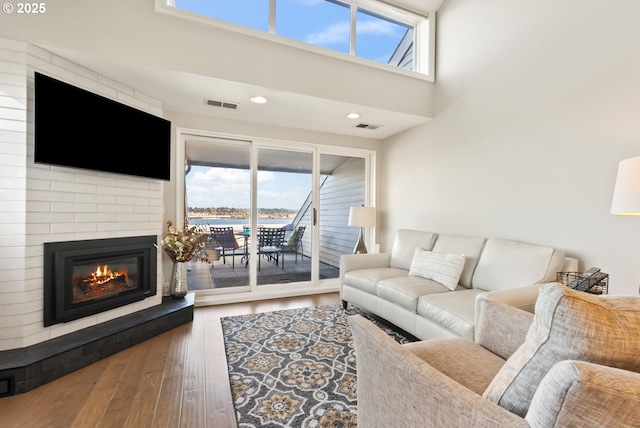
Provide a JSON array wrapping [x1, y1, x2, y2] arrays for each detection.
[[348, 206, 376, 254], [611, 156, 640, 215]]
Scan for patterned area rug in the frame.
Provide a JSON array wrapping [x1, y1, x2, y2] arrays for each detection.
[[221, 304, 416, 427]]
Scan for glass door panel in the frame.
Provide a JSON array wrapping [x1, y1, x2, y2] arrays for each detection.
[[184, 138, 251, 293], [318, 154, 367, 279], [256, 147, 313, 286]]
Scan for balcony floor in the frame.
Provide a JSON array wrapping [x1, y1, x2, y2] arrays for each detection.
[[186, 251, 340, 290]]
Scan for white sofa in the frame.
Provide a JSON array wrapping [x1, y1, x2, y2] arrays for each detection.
[[340, 229, 577, 340]]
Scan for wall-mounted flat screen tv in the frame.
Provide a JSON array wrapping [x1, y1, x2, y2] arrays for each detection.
[[34, 72, 171, 181]]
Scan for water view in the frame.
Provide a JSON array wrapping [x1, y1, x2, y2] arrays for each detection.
[[189, 218, 291, 230]]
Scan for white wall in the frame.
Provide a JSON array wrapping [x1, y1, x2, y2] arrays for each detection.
[[0, 39, 164, 351], [380, 0, 640, 296]]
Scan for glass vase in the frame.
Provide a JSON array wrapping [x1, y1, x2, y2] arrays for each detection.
[[170, 262, 188, 298]]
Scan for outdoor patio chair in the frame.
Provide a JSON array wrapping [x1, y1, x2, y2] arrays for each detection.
[[257, 227, 286, 271], [285, 225, 306, 263], [209, 227, 240, 268]]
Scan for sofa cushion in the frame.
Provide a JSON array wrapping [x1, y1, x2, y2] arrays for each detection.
[[344, 267, 408, 294], [483, 283, 640, 418], [408, 248, 466, 291], [390, 229, 437, 270], [404, 338, 506, 395], [417, 288, 484, 338], [432, 234, 486, 288], [377, 276, 452, 313], [472, 238, 564, 291]]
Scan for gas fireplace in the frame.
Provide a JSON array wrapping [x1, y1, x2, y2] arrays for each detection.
[[43, 235, 157, 326]]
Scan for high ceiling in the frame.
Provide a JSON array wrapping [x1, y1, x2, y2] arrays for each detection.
[[46, 0, 443, 140]]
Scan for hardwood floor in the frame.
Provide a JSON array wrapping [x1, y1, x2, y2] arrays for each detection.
[[0, 292, 341, 428]]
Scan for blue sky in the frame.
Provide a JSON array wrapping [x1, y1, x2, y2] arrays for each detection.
[[175, 0, 408, 64], [186, 166, 312, 210]]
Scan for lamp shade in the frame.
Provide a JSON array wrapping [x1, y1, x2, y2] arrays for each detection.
[[348, 206, 376, 227], [611, 157, 640, 215]]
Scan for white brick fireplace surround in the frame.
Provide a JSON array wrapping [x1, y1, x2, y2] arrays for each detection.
[[0, 38, 167, 354]]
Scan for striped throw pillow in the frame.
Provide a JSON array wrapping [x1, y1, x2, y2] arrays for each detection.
[[408, 248, 466, 291]]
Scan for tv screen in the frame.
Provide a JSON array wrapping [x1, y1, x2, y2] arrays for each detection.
[[34, 72, 171, 181]]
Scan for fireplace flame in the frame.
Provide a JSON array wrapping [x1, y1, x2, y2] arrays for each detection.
[[91, 264, 126, 286]]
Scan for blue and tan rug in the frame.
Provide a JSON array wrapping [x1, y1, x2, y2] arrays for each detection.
[[221, 304, 416, 428]]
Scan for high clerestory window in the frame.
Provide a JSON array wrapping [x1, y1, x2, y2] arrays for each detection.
[[165, 0, 432, 78]]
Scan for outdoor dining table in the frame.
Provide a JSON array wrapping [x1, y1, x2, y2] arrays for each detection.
[[235, 229, 251, 266]]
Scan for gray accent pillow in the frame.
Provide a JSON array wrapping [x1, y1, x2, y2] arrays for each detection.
[[483, 283, 640, 417]]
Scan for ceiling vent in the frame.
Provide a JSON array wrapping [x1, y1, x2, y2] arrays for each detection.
[[206, 99, 239, 110], [354, 122, 381, 130]]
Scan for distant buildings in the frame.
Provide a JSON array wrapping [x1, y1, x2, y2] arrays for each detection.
[[187, 207, 297, 219]]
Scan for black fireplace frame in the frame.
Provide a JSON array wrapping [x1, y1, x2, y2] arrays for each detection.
[[43, 235, 158, 326]]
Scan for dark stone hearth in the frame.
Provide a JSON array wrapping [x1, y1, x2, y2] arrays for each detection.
[[0, 294, 194, 396]]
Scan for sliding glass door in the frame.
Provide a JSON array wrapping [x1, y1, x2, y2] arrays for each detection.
[[178, 130, 374, 300], [317, 153, 369, 279], [255, 147, 314, 286], [183, 137, 252, 293]]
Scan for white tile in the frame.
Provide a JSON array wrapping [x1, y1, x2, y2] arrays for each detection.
[[0, 129, 27, 144], [25, 223, 50, 235], [50, 222, 97, 234], [51, 181, 98, 194], [75, 212, 118, 223], [25, 200, 51, 212], [26, 212, 75, 223], [0, 176, 25, 189], [97, 222, 134, 232], [98, 203, 133, 213], [77, 192, 118, 204], [51, 202, 97, 213], [28, 189, 74, 202], [0, 118, 26, 132], [117, 195, 143, 206], [97, 185, 135, 196], [0, 200, 26, 212]]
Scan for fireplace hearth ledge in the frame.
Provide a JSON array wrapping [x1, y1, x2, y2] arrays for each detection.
[[0, 293, 194, 397]]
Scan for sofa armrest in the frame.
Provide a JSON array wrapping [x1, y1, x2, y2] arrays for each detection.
[[339, 253, 391, 283], [527, 360, 640, 427], [476, 282, 550, 314], [473, 282, 548, 336], [475, 297, 534, 360], [348, 315, 529, 428]]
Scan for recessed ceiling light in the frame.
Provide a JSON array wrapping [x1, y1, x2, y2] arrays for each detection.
[[250, 95, 269, 104], [346, 112, 361, 119]]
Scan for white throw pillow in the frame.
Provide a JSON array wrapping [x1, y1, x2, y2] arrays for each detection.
[[408, 248, 465, 291]]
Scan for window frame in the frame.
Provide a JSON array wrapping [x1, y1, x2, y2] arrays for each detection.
[[158, 0, 434, 81]]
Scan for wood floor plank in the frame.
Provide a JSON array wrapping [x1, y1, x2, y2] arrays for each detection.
[[184, 314, 206, 392], [152, 375, 184, 428], [0, 379, 49, 428], [164, 324, 191, 378], [30, 359, 109, 428], [181, 388, 206, 428], [123, 369, 164, 428], [70, 351, 131, 427], [0, 292, 341, 428], [205, 354, 235, 426]]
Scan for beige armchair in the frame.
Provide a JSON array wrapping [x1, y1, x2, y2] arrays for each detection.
[[349, 285, 640, 427]]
